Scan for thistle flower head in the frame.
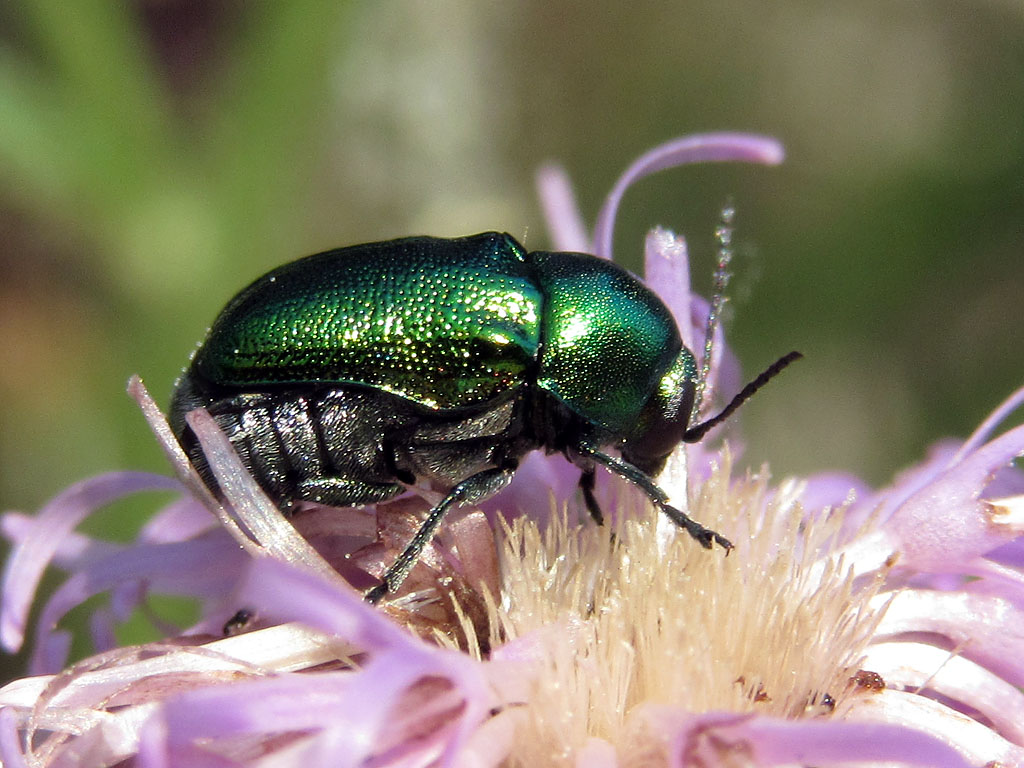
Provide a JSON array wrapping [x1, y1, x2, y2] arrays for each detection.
[[2, 134, 1024, 767]]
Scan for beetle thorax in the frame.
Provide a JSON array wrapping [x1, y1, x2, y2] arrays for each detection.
[[527, 249, 684, 440]]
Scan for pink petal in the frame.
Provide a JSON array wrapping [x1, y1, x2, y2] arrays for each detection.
[[887, 423, 1024, 570], [237, 548, 406, 653], [236, 558, 497, 764], [1, 512, 119, 570], [480, 450, 578, 529], [875, 589, 1024, 688], [575, 737, 618, 768], [139, 496, 218, 544], [862, 640, 1024, 743], [949, 381, 1024, 464]]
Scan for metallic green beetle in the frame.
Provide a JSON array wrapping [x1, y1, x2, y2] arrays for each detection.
[[170, 232, 798, 602]]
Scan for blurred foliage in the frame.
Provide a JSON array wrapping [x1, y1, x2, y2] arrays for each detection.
[[1, 1, 1022, 677]]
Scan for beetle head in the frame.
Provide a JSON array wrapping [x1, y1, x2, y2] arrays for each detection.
[[620, 348, 698, 475]]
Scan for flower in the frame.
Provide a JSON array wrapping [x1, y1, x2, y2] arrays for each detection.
[[2, 134, 1024, 767]]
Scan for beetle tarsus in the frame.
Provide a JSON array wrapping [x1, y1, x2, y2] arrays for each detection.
[[660, 502, 733, 551]]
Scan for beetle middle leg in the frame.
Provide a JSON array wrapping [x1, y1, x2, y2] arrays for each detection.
[[365, 464, 516, 604], [578, 466, 605, 525]]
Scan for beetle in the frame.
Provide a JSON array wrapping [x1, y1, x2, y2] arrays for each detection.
[[169, 232, 799, 603]]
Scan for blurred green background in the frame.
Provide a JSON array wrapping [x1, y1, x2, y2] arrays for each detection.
[[1, 2, 1022, 674]]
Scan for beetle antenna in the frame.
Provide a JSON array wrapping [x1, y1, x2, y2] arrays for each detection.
[[684, 350, 802, 442], [690, 200, 735, 424]]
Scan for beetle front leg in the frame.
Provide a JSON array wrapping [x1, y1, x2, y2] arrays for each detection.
[[571, 443, 733, 552], [365, 465, 516, 604]]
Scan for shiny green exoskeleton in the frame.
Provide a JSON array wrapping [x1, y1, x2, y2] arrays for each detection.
[[170, 232, 799, 603]]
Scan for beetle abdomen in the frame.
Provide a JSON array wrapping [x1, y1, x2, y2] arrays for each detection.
[[191, 233, 543, 410], [173, 382, 409, 509], [172, 374, 531, 511]]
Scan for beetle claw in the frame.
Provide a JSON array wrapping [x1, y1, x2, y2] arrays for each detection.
[[365, 583, 388, 604], [713, 532, 735, 551], [660, 502, 732, 552]]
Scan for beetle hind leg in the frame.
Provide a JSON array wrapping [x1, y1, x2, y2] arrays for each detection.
[[365, 465, 516, 604]]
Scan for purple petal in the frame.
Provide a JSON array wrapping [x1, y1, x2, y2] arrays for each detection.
[[734, 717, 977, 767], [28, 530, 247, 673], [642, 708, 975, 768], [236, 556, 423, 654], [0, 707, 28, 768], [799, 472, 870, 518], [845, 689, 1024, 766], [535, 163, 590, 253], [640, 228, 747, 443], [129, 558, 501, 766], [146, 671, 473, 767], [643, 228, 692, 340], [480, 451, 579, 528], [139, 496, 218, 544], [89, 606, 118, 653], [592, 133, 784, 261], [951, 561, 1024, 613], [871, 440, 961, 524], [903, 556, 1024, 615], [37, 630, 71, 675], [1, 471, 181, 652], [988, 535, 1024, 569], [949, 381, 1024, 464], [875, 384, 1024, 527], [186, 408, 344, 583], [984, 464, 1024, 501], [156, 673, 370, 741], [1, 512, 120, 570]]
